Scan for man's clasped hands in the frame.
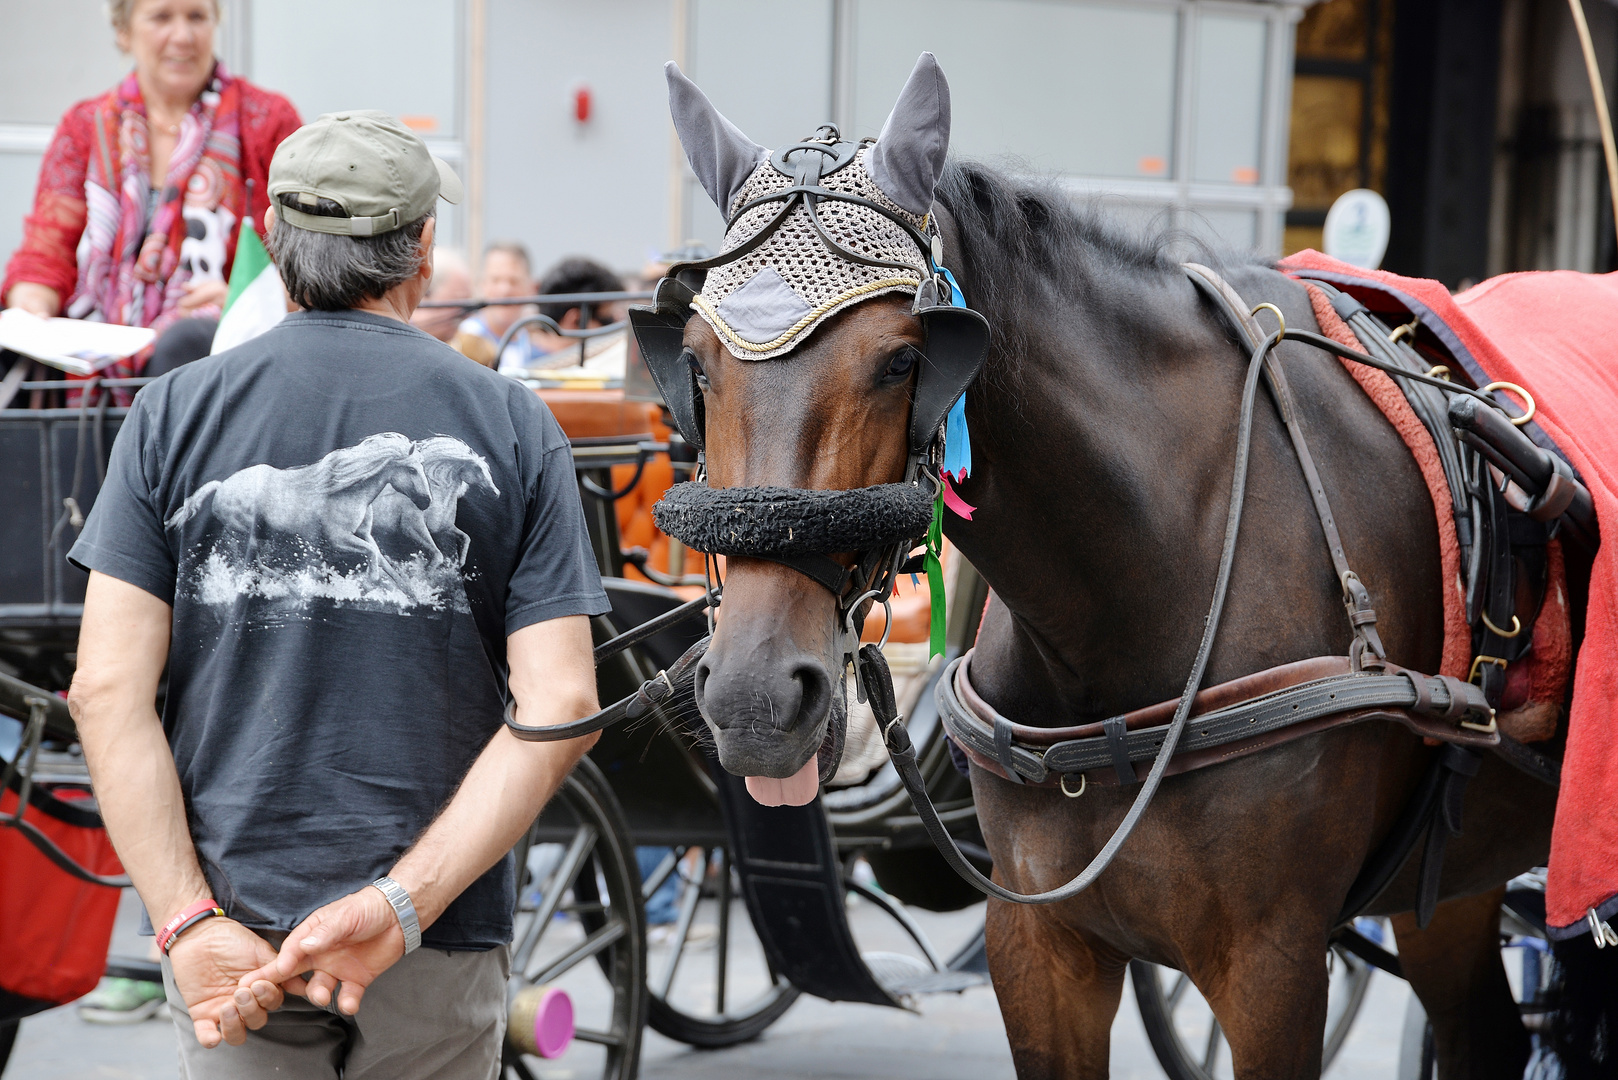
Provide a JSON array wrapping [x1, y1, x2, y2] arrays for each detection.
[[168, 881, 407, 1049]]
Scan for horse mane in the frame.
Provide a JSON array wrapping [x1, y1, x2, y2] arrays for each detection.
[[316, 432, 415, 489], [933, 159, 1250, 363], [415, 436, 495, 490]]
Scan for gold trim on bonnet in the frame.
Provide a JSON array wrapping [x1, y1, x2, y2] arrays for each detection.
[[691, 276, 920, 354]]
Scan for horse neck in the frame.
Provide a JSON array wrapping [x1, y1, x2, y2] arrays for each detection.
[[945, 264, 1269, 719]]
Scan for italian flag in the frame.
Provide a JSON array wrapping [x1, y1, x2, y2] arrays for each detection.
[[210, 218, 287, 354]]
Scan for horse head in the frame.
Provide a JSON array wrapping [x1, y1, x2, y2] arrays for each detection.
[[416, 436, 501, 500], [647, 55, 969, 803], [392, 452, 434, 510]]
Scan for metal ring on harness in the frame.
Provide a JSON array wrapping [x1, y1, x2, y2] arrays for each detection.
[[1249, 302, 1286, 337], [1480, 611, 1522, 639], [1060, 773, 1087, 798], [843, 588, 884, 634], [1481, 381, 1536, 426]]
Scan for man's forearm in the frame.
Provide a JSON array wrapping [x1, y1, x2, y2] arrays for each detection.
[[388, 614, 600, 931], [78, 703, 215, 927], [71, 572, 212, 928], [389, 725, 596, 931]]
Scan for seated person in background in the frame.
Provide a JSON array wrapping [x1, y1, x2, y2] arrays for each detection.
[[1, 0, 300, 396], [457, 240, 543, 374], [528, 257, 628, 376], [409, 249, 496, 366]]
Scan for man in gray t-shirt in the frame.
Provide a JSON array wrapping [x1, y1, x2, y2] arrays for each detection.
[[68, 111, 606, 1078]]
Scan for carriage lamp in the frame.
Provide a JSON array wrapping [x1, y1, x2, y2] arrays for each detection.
[[507, 985, 574, 1059], [573, 86, 592, 124]]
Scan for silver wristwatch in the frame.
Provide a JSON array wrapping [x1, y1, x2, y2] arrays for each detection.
[[371, 876, 421, 954]]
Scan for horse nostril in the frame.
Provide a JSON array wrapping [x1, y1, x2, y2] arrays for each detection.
[[791, 660, 833, 733], [693, 654, 713, 711]]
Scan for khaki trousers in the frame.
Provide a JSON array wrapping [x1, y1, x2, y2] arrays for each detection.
[[161, 941, 510, 1080]]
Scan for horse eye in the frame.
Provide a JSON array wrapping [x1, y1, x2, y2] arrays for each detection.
[[684, 349, 709, 387], [882, 347, 918, 382]]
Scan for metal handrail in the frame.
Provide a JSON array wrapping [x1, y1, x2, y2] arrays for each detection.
[[416, 288, 653, 310], [494, 312, 629, 371]]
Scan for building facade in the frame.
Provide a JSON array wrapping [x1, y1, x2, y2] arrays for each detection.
[[0, 0, 1612, 285]]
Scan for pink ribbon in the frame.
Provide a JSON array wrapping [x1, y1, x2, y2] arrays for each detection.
[[942, 473, 976, 520]]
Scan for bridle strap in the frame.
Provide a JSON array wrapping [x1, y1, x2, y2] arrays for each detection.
[[878, 309, 1283, 904], [751, 552, 854, 597], [1183, 263, 1387, 662]]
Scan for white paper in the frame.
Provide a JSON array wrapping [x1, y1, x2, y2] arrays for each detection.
[[0, 309, 157, 375]]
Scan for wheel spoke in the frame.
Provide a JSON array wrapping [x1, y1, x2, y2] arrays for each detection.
[[642, 849, 680, 900], [528, 919, 626, 986], [1203, 1017, 1223, 1072], [716, 847, 731, 1016], [1167, 971, 1191, 1011], [512, 824, 597, 972], [559, 902, 608, 916], [653, 851, 706, 999]]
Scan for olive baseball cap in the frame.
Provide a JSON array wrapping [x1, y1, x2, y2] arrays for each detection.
[[268, 110, 462, 236]]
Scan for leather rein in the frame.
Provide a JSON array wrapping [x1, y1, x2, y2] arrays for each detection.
[[868, 264, 1553, 907]]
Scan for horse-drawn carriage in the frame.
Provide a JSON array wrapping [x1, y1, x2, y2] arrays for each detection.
[[3, 50, 1610, 1080], [0, 290, 1570, 1080]]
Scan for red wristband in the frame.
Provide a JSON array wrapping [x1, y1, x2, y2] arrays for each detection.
[[157, 899, 225, 954]]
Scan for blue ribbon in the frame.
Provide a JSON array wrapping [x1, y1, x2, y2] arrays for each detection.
[[937, 266, 972, 480]]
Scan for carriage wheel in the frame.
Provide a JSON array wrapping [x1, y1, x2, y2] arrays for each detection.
[[1131, 929, 1375, 1080], [503, 757, 646, 1080], [641, 845, 802, 1048]]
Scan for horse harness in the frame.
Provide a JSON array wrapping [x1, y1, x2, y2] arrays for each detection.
[[900, 263, 1578, 919], [587, 127, 1585, 917]]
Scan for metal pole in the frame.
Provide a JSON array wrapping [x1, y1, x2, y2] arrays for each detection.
[[1567, 0, 1618, 253]]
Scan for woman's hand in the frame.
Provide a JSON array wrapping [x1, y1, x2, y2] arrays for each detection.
[[166, 916, 286, 1048], [241, 885, 406, 1017], [177, 279, 229, 315], [5, 282, 61, 318]]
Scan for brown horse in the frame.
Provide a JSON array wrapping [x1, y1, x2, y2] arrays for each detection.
[[659, 59, 1584, 1080]]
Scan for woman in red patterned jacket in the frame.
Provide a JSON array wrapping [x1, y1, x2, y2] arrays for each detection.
[[2, 0, 300, 383]]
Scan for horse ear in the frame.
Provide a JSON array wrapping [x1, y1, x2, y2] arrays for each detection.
[[867, 52, 951, 216], [666, 62, 768, 214]]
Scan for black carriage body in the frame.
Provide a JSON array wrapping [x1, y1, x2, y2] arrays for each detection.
[[0, 408, 126, 691], [0, 408, 123, 627]]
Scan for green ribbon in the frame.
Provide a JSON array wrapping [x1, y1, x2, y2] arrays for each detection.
[[926, 484, 946, 659]]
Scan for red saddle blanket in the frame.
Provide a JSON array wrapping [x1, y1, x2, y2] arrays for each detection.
[[1283, 251, 1618, 935]]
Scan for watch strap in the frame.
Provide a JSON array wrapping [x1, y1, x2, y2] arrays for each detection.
[[371, 876, 421, 954]]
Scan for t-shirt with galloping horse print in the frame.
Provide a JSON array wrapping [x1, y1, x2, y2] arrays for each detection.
[[69, 309, 609, 950], [164, 431, 499, 616]]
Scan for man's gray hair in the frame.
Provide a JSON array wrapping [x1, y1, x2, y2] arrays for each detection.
[[266, 194, 432, 311]]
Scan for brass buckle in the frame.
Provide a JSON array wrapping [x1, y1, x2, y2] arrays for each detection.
[[1460, 655, 1504, 734], [1468, 654, 1507, 684]]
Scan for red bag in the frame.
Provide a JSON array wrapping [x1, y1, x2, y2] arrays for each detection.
[[0, 787, 124, 1019]]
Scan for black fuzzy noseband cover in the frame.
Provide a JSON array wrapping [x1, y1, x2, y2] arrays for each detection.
[[653, 482, 934, 557]]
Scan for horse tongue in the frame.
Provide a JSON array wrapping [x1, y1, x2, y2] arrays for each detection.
[[745, 758, 820, 807]]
